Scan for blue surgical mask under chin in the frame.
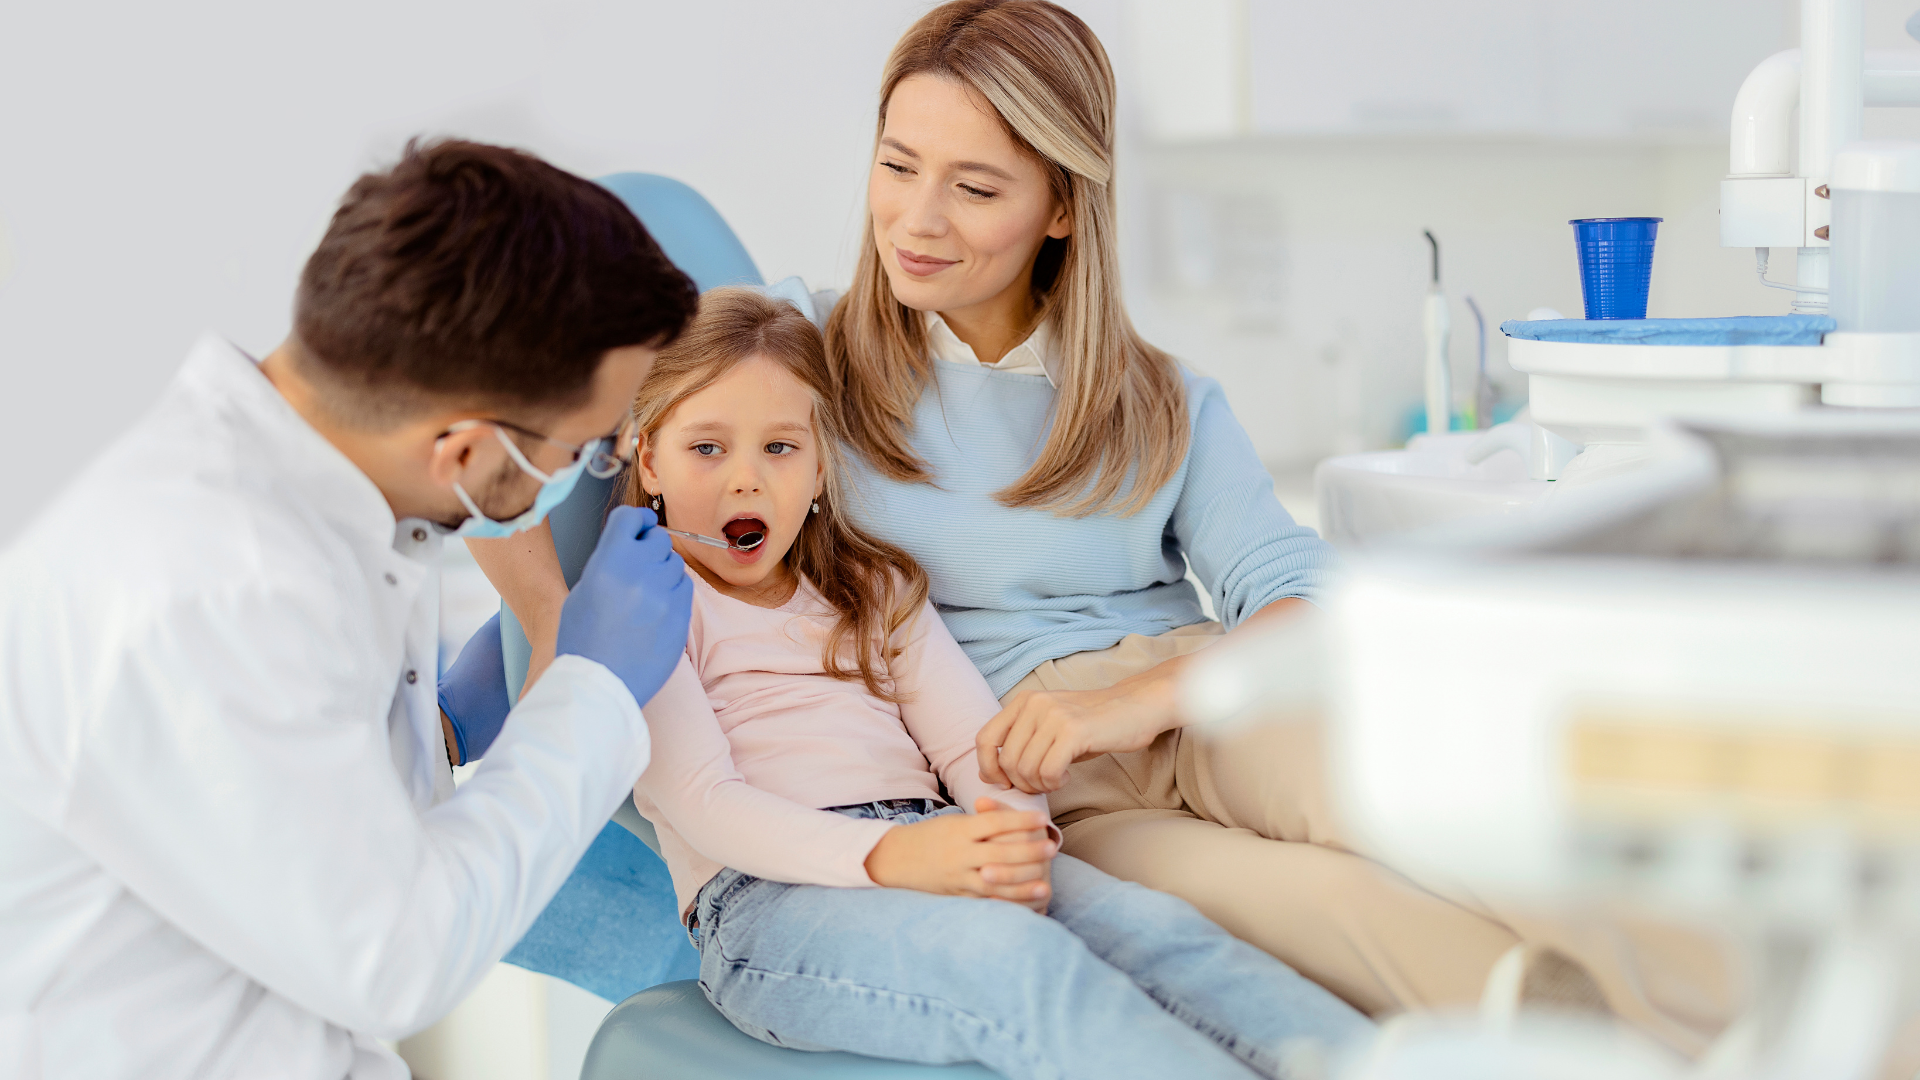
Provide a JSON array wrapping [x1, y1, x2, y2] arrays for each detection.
[[450, 430, 589, 540]]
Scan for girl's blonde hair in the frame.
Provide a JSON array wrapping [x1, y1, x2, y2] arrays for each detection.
[[627, 288, 930, 701], [826, 0, 1188, 517]]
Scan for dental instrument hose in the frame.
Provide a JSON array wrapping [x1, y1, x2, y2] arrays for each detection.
[[1753, 247, 1829, 295], [1465, 295, 1492, 430], [1423, 230, 1451, 436]]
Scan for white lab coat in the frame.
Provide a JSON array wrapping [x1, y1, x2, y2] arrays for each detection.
[[0, 336, 650, 1079]]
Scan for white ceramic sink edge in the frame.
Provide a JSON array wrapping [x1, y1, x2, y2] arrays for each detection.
[[1315, 432, 1552, 548]]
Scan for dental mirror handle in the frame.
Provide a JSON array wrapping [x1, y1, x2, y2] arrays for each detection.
[[661, 527, 731, 550]]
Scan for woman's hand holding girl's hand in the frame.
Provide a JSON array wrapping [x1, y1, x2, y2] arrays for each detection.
[[976, 601, 1316, 794], [976, 676, 1179, 795], [863, 798, 1055, 911]]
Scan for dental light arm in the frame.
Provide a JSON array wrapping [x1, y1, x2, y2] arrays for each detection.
[[1721, 1, 1920, 312]]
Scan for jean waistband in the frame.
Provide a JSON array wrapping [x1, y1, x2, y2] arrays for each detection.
[[823, 798, 948, 822]]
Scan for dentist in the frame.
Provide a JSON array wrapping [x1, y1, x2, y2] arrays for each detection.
[[0, 139, 698, 1079]]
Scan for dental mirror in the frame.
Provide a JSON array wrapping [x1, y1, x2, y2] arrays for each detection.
[[664, 526, 766, 552]]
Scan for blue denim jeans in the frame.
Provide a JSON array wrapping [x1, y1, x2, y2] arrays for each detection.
[[690, 800, 1372, 1080]]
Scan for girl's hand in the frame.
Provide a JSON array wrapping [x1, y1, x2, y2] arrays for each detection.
[[977, 798, 1054, 914], [863, 799, 1055, 908]]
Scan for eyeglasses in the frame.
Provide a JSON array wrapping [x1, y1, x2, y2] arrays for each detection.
[[444, 413, 640, 481]]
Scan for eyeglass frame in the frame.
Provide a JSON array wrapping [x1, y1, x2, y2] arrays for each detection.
[[441, 414, 639, 482]]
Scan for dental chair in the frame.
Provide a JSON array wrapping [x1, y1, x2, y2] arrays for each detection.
[[498, 174, 1002, 1079]]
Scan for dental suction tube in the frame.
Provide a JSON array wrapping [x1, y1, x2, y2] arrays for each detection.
[[1423, 230, 1450, 437]]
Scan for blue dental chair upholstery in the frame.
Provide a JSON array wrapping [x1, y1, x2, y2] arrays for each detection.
[[583, 982, 1001, 1080], [497, 174, 1006, 1079]]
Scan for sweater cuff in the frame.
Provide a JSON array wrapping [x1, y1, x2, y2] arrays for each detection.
[[832, 817, 900, 887]]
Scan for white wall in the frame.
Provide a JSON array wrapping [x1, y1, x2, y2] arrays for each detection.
[[0, 0, 1118, 543], [1119, 0, 1920, 465], [1126, 139, 1790, 461], [395, 956, 615, 1080], [7, 1, 1920, 540]]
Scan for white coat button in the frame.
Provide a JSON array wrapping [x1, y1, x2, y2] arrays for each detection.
[[412, 527, 428, 542], [384, 572, 398, 586], [406, 670, 418, 684]]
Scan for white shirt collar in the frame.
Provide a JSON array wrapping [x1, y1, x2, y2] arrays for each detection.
[[924, 311, 1060, 387]]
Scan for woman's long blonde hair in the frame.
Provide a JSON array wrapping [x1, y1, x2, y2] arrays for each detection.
[[826, 0, 1188, 517], [627, 288, 930, 701]]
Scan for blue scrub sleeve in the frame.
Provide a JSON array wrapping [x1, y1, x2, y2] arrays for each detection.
[[438, 612, 513, 763]]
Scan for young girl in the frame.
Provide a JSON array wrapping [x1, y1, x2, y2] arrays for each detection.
[[615, 288, 1371, 1080]]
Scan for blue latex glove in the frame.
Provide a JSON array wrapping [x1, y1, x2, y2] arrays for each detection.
[[438, 612, 511, 765], [556, 506, 693, 708]]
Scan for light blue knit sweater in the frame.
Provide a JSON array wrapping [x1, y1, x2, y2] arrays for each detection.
[[839, 361, 1334, 697]]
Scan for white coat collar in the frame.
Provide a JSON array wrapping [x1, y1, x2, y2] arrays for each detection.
[[177, 334, 401, 549]]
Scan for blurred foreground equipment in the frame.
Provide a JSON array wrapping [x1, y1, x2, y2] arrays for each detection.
[[1192, 412, 1920, 1080]]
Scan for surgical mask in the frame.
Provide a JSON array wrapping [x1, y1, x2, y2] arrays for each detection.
[[449, 425, 589, 539]]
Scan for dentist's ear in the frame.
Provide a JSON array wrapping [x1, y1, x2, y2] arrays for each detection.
[[425, 423, 499, 488]]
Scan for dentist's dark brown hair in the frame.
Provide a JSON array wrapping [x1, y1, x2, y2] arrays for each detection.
[[293, 137, 698, 428]]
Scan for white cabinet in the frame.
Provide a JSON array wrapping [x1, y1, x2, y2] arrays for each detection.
[[1126, 0, 1248, 139], [1127, 0, 1791, 141], [1248, 0, 1548, 134], [1525, 0, 1792, 137]]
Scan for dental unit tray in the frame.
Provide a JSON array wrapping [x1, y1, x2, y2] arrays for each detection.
[[1501, 318, 1920, 446], [1505, 317, 1920, 384], [1501, 315, 1834, 346]]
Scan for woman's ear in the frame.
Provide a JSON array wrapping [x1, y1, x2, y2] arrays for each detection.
[[1046, 198, 1072, 240]]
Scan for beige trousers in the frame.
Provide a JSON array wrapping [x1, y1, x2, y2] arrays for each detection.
[[1001, 622, 1741, 1057]]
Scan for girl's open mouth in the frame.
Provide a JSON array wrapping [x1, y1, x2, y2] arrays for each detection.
[[722, 517, 767, 551]]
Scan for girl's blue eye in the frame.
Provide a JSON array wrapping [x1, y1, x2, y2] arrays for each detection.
[[765, 442, 795, 456], [959, 183, 995, 199], [693, 443, 720, 456]]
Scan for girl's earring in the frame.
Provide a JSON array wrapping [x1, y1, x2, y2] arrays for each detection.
[[651, 495, 662, 512], [811, 499, 820, 515]]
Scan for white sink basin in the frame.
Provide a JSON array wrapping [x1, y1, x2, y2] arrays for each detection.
[[1314, 431, 1553, 547]]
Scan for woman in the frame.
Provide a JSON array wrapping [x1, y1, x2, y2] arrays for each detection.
[[473, 0, 1729, 1053]]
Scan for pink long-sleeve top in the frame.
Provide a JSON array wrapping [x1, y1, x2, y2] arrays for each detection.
[[634, 568, 1054, 915]]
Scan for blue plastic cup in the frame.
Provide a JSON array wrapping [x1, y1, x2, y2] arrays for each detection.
[[1570, 217, 1662, 319]]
